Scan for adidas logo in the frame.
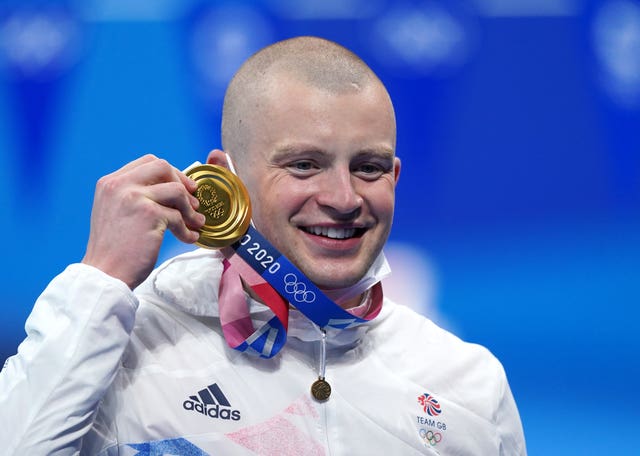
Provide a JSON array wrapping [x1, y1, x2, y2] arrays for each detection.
[[183, 383, 241, 421]]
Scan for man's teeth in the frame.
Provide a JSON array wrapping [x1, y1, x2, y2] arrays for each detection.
[[306, 226, 356, 239]]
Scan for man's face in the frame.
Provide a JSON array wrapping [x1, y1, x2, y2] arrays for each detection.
[[238, 75, 400, 291]]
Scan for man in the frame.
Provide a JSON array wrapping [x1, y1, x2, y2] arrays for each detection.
[[0, 36, 526, 454]]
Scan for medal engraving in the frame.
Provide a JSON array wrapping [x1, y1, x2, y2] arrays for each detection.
[[196, 183, 228, 222], [186, 164, 251, 249], [311, 377, 331, 401]]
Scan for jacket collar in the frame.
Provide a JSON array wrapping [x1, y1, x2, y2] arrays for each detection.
[[139, 248, 391, 349]]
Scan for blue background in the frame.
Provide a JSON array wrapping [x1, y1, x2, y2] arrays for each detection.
[[1, 1, 638, 454]]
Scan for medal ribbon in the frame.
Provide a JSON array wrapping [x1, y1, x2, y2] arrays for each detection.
[[218, 225, 383, 358], [219, 252, 288, 358]]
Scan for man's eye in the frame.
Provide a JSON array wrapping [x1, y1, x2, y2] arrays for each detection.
[[359, 164, 381, 174], [293, 161, 313, 170], [354, 163, 385, 179], [287, 160, 318, 175]]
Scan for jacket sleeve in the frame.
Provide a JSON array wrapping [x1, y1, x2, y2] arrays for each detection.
[[497, 371, 528, 456], [0, 263, 138, 455]]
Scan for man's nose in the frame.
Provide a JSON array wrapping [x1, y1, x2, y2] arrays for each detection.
[[315, 168, 363, 216]]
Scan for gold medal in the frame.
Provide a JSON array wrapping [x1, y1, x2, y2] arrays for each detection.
[[186, 164, 251, 249], [311, 377, 331, 401]]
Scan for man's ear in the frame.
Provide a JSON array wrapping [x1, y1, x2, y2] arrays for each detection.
[[393, 157, 401, 186], [206, 149, 231, 168]]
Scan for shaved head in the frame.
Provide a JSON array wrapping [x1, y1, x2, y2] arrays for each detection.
[[221, 36, 393, 166]]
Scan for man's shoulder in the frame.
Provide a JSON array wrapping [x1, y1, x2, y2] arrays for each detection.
[[134, 248, 224, 316], [375, 299, 455, 344], [373, 300, 511, 418], [376, 299, 504, 373], [121, 249, 231, 369]]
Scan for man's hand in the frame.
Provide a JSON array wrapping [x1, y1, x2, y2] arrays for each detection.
[[82, 155, 206, 289]]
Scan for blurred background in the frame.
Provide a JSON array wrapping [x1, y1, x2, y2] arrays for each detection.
[[0, 0, 638, 454]]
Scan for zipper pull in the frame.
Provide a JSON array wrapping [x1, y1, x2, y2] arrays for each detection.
[[311, 329, 331, 401]]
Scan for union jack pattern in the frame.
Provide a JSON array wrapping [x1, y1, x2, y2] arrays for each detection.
[[418, 392, 442, 416]]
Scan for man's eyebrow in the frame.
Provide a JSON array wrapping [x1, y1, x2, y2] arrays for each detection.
[[271, 144, 325, 160], [271, 145, 395, 162], [354, 148, 395, 160]]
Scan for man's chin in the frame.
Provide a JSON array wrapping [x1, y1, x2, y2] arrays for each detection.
[[306, 271, 365, 292], [292, 255, 369, 289]]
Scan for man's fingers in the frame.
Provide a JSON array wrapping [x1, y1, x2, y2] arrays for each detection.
[[145, 182, 205, 229], [177, 167, 199, 194], [108, 156, 200, 204], [117, 156, 195, 192], [110, 154, 158, 176], [163, 206, 202, 244]]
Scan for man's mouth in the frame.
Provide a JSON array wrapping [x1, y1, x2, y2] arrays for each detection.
[[302, 226, 363, 239]]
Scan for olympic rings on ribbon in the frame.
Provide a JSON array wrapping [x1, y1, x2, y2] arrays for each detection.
[[284, 273, 317, 303]]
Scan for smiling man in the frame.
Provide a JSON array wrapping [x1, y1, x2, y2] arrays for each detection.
[[219, 43, 399, 303], [0, 37, 526, 455]]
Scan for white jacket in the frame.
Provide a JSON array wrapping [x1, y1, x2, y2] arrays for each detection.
[[0, 249, 527, 455]]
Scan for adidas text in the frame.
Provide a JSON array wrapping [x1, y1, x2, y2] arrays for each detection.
[[183, 400, 241, 421]]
